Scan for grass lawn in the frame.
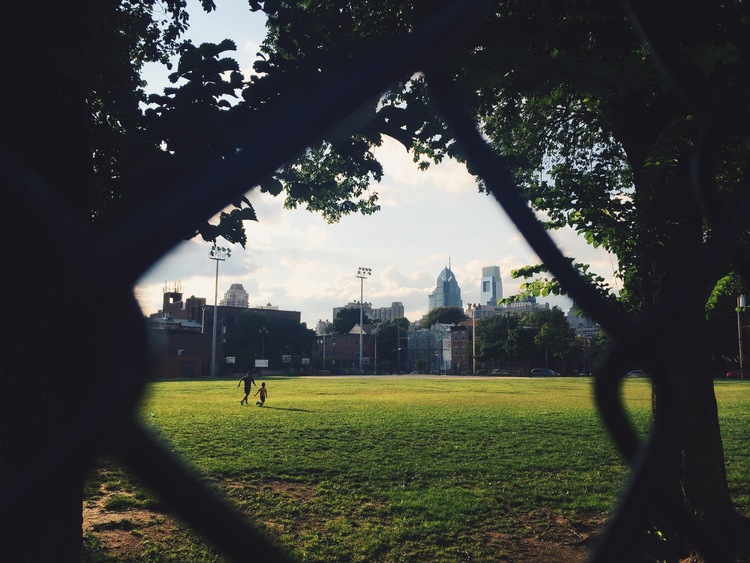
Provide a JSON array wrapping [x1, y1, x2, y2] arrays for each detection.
[[82, 376, 750, 562]]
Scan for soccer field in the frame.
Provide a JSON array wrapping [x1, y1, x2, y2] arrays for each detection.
[[83, 376, 750, 562]]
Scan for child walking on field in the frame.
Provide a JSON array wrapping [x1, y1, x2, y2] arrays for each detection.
[[254, 382, 268, 407]]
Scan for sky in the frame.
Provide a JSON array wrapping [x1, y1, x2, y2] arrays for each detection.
[[133, 1, 620, 328]]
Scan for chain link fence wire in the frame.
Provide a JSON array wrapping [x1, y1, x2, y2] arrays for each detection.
[[1, 1, 747, 561]]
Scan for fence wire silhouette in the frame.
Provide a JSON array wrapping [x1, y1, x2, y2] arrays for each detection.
[[2, 1, 747, 561]]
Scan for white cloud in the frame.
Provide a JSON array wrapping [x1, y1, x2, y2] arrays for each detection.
[[372, 138, 477, 200], [304, 224, 329, 247]]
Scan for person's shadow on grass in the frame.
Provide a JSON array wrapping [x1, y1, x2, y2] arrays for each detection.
[[258, 406, 313, 412]]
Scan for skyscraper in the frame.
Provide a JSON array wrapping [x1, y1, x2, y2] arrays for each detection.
[[220, 283, 249, 308], [480, 266, 503, 305], [371, 302, 405, 324], [428, 264, 463, 311]]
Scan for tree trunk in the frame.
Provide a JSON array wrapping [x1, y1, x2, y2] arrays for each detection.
[[1, 1, 95, 560], [649, 303, 749, 559], [628, 136, 750, 558], [0, 238, 88, 562]]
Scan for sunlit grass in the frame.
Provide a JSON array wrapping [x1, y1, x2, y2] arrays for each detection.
[[84, 376, 750, 561]]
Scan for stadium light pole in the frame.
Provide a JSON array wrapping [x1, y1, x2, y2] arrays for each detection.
[[356, 267, 371, 371], [467, 303, 477, 374], [209, 244, 231, 377]]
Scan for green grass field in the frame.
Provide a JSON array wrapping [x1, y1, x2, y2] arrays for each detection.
[[82, 377, 750, 562]]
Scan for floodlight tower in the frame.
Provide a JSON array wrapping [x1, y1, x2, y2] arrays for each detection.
[[356, 267, 372, 371], [209, 244, 231, 377]]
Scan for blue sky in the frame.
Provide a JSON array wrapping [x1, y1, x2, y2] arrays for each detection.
[[133, 0, 619, 327]]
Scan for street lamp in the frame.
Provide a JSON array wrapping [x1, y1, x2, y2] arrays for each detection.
[[320, 321, 327, 371], [396, 320, 406, 374], [738, 295, 748, 374], [356, 266, 371, 371], [319, 320, 330, 372], [467, 303, 478, 374], [259, 325, 268, 375], [209, 244, 231, 377], [396, 318, 400, 374]]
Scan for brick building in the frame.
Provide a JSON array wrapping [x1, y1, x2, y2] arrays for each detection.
[[315, 328, 376, 373], [148, 289, 301, 377]]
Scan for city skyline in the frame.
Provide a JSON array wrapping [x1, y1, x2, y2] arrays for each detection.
[[132, 1, 619, 328], [137, 236, 600, 329]]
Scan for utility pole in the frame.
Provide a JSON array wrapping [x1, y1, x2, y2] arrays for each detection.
[[739, 295, 747, 375], [467, 303, 478, 374]]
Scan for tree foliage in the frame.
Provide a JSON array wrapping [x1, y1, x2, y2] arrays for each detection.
[[476, 308, 575, 370], [475, 314, 515, 362], [376, 317, 410, 371], [332, 307, 371, 335], [224, 311, 316, 368], [421, 306, 467, 327], [45, 0, 397, 248], [254, 0, 750, 307], [532, 309, 577, 368]]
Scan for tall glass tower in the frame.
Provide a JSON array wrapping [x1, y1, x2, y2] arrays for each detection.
[[428, 265, 463, 311], [480, 266, 503, 305]]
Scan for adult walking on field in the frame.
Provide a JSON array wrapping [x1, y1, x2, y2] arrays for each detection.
[[254, 382, 268, 407], [238, 370, 256, 405]]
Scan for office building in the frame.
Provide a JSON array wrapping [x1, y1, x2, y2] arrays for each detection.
[[219, 283, 249, 308], [480, 266, 503, 306], [428, 264, 463, 311], [371, 301, 405, 324]]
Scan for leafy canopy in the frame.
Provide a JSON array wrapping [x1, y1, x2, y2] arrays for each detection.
[[332, 307, 371, 335], [422, 307, 468, 327], [254, 0, 750, 310]]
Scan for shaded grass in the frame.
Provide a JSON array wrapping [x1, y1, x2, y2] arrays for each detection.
[[83, 376, 750, 562]]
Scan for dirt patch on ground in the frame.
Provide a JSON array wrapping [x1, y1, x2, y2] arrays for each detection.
[[224, 477, 317, 504], [484, 512, 604, 562], [83, 487, 180, 559], [83, 480, 603, 561]]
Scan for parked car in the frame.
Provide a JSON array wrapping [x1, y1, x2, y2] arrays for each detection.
[[490, 369, 512, 375], [530, 368, 560, 376], [726, 369, 750, 379], [626, 369, 647, 377]]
